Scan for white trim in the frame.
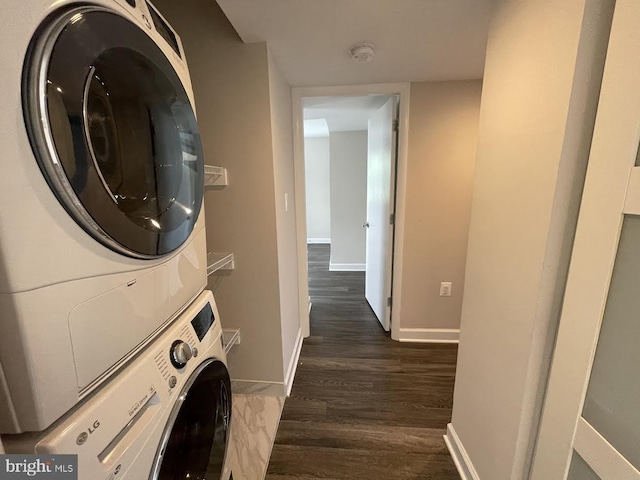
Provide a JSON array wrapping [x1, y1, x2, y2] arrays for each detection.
[[329, 262, 366, 272], [574, 418, 640, 480], [292, 82, 411, 342], [397, 328, 459, 343], [623, 166, 640, 214], [444, 423, 480, 480], [307, 238, 331, 244], [284, 328, 304, 396], [293, 90, 310, 338]]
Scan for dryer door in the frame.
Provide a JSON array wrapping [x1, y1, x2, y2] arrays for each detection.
[[24, 6, 204, 258], [150, 359, 232, 480]]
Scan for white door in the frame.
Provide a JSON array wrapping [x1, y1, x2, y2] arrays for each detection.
[[531, 2, 640, 478], [365, 97, 397, 330]]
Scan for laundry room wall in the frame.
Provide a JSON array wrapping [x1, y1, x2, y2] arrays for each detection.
[[329, 130, 368, 270], [304, 136, 331, 242], [395, 80, 482, 341], [154, 0, 290, 390], [267, 50, 302, 390]]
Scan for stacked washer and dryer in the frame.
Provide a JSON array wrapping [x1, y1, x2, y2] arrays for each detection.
[[1, 1, 232, 479]]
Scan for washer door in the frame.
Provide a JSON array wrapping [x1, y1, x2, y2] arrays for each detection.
[[23, 6, 204, 258], [150, 359, 232, 480]]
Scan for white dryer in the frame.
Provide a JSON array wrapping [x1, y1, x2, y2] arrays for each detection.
[[2, 290, 233, 480], [0, 0, 209, 433]]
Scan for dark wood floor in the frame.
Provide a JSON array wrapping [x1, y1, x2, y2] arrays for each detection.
[[265, 244, 460, 480]]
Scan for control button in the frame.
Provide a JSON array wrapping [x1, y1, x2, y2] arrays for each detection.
[[170, 340, 193, 369], [192, 347, 199, 358], [168, 376, 177, 389]]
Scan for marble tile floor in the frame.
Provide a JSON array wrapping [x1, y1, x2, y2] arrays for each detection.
[[223, 393, 285, 480], [231, 380, 287, 397]]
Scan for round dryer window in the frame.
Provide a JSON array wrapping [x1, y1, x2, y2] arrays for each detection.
[[23, 6, 204, 258]]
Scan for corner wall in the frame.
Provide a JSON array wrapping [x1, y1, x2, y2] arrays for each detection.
[[267, 50, 302, 389], [304, 137, 331, 242], [154, 0, 285, 386], [448, 0, 615, 478], [398, 81, 482, 341], [329, 131, 368, 270]]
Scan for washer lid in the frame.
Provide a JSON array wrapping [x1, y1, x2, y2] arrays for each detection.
[[24, 6, 204, 259]]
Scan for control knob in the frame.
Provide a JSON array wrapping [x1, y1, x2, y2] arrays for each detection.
[[170, 340, 193, 369]]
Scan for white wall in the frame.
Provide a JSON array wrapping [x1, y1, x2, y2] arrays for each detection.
[[304, 136, 331, 242], [448, 0, 615, 478], [268, 50, 302, 386], [329, 131, 368, 269], [399, 81, 481, 334]]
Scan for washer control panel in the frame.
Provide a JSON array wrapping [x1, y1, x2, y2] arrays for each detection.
[[150, 296, 221, 399]]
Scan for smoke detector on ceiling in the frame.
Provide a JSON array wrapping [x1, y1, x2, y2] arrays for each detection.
[[349, 43, 375, 63]]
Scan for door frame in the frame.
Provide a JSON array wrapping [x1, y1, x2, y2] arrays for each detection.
[[292, 83, 410, 341], [530, 0, 639, 477]]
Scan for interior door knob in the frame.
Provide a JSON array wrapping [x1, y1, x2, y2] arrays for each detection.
[[362, 222, 370, 228]]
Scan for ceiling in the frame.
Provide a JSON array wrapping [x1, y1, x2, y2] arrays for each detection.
[[304, 119, 329, 138], [216, 0, 492, 87], [303, 95, 393, 134]]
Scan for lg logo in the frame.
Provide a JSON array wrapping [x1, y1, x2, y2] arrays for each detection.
[[76, 420, 101, 445]]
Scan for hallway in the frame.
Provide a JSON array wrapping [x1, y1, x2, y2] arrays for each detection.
[[266, 244, 460, 479]]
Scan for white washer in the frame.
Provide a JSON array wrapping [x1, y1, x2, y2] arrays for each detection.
[[2, 290, 232, 480], [0, 0, 208, 433]]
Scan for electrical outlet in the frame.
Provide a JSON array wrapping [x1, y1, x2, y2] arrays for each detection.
[[440, 282, 452, 297]]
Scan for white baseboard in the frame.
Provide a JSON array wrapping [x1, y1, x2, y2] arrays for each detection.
[[307, 238, 331, 244], [329, 262, 366, 272], [444, 423, 480, 480], [284, 328, 304, 396], [397, 328, 459, 343]]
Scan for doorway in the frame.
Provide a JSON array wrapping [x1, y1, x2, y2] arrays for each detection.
[[303, 94, 397, 331], [293, 84, 409, 339]]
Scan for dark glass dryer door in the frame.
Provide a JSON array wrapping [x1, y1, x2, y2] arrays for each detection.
[[151, 359, 232, 480], [24, 6, 204, 258]]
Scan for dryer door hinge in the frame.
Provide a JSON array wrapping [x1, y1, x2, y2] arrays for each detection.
[[389, 213, 395, 225], [387, 296, 393, 308], [392, 119, 399, 132]]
